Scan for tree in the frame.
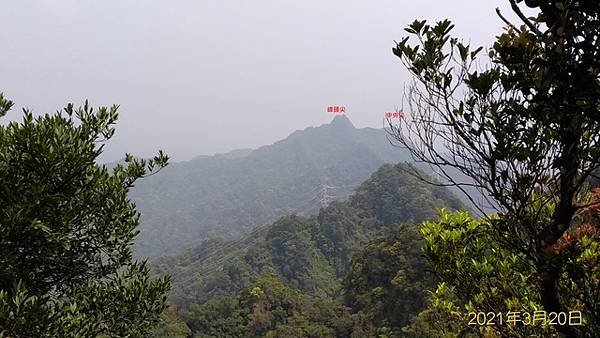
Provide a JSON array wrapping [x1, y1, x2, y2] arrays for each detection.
[[150, 305, 191, 338], [0, 93, 171, 337], [389, 1, 600, 336], [343, 223, 435, 334], [417, 202, 600, 337]]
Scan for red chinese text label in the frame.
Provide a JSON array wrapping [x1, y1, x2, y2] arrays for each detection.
[[385, 111, 405, 119], [327, 105, 346, 114]]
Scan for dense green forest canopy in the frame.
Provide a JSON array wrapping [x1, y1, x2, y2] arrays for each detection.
[[151, 163, 465, 336]]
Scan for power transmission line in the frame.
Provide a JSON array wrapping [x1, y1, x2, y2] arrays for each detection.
[[164, 181, 362, 289], [166, 184, 333, 286]]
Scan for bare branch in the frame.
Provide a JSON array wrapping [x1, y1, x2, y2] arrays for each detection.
[[496, 7, 519, 31], [508, 0, 542, 35]]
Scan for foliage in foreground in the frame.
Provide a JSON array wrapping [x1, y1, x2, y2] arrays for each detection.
[[0, 94, 171, 337], [408, 201, 600, 337], [389, 1, 600, 336]]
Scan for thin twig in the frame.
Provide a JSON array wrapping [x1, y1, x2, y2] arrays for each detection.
[[509, 0, 542, 35], [496, 8, 518, 31]]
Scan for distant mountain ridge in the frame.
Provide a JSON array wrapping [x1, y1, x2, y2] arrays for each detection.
[[130, 115, 413, 257]]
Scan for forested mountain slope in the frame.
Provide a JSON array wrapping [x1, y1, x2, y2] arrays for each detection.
[[130, 115, 413, 257], [152, 163, 464, 308]]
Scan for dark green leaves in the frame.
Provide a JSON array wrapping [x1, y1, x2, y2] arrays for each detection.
[[464, 69, 501, 97], [393, 19, 484, 93], [0, 97, 170, 337], [0, 93, 13, 118], [457, 42, 469, 62], [404, 19, 427, 35]]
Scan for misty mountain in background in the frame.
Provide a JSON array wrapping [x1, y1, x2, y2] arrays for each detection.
[[130, 115, 413, 257]]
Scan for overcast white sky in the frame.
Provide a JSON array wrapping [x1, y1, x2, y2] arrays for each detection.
[[1, 1, 521, 162]]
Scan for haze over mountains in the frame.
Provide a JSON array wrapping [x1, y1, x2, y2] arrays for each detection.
[[130, 115, 413, 257], [153, 162, 465, 307], [149, 162, 465, 337]]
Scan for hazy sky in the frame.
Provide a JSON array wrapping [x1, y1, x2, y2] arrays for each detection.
[[1, 1, 520, 162]]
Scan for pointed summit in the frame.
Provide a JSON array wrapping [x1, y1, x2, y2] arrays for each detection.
[[329, 114, 355, 129]]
